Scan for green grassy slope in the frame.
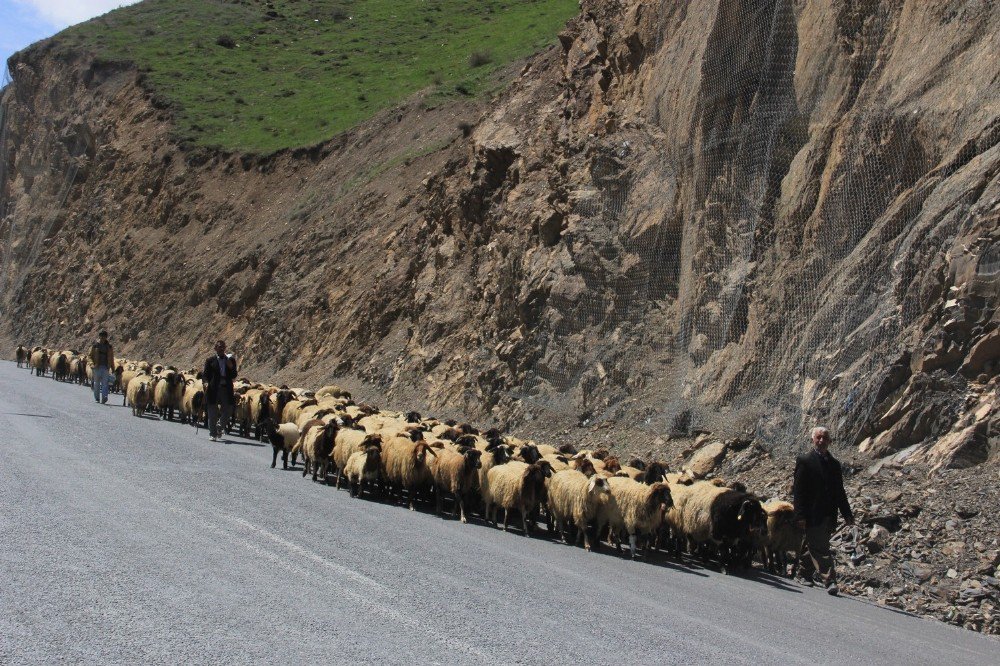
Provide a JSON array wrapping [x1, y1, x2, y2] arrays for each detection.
[[58, 0, 577, 153]]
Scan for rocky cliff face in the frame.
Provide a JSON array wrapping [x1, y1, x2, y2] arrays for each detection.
[[1, 0, 998, 469]]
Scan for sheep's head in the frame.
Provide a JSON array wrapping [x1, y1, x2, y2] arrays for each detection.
[[487, 442, 513, 465], [414, 442, 437, 465], [455, 434, 478, 448], [603, 457, 622, 474], [587, 476, 610, 496], [737, 497, 767, 535], [640, 461, 669, 484], [575, 458, 597, 478], [517, 444, 541, 464], [363, 445, 382, 471], [405, 411, 422, 424], [407, 429, 424, 442], [463, 448, 483, 471], [647, 482, 673, 511], [457, 423, 479, 436], [557, 443, 578, 455], [592, 448, 610, 461], [535, 459, 554, 478], [361, 434, 383, 450]]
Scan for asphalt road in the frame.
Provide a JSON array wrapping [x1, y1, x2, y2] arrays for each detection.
[[0, 361, 996, 665]]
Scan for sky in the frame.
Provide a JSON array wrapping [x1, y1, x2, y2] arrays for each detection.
[[1, 0, 140, 76]]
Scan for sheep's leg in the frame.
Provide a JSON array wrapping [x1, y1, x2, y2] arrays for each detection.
[[501, 509, 509, 532], [521, 509, 530, 536], [271, 447, 279, 469], [451, 493, 459, 519], [281, 449, 289, 470], [435, 490, 443, 516], [458, 496, 467, 524], [583, 527, 593, 552], [302, 459, 309, 478], [407, 488, 415, 511], [335, 468, 344, 490], [629, 533, 638, 559]]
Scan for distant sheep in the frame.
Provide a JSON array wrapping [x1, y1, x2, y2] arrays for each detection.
[[30, 349, 49, 376], [15, 345, 27, 368], [126, 375, 153, 417]]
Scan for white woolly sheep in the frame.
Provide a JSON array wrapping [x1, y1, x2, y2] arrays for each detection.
[[380, 434, 438, 510], [485, 460, 553, 534], [343, 444, 382, 499], [599, 477, 673, 558], [429, 447, 482, 523]]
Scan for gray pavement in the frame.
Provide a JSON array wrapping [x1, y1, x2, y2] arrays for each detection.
[[0, 360, 996, 665]]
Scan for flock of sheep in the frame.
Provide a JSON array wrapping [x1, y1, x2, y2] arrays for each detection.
[[15, 344, 803, 574]]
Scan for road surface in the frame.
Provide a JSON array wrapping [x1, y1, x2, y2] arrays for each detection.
[[0, 361, 996, 664]]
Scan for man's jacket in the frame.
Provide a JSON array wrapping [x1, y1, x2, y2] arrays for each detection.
[[202, 353, 238, 404], [89, 341, 114, 369], [792, 449, 853, 528]]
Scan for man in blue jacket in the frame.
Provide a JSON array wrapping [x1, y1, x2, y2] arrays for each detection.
[[793, 426, 854, 595]]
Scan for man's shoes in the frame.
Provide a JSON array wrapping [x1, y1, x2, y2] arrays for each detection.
[[101, 397, 108, 404], [826, 582, 840, 596], [94, 398, 100, 403], [797, 574, 816, 587], [209, 435, 218, 442]]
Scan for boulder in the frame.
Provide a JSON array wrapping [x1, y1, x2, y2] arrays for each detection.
[[961, 329, 1000, 378], [686, 439, 727, 478]]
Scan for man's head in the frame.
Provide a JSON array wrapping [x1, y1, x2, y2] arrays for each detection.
[[99, 331, 108, 341], [811, 426, 831, 454], [214, 340, 227, 356]]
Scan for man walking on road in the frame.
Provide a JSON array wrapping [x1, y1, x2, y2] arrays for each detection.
[[203, 340, 238, 442], [793, 426, 854, 596], [88, 331, 114, 404]]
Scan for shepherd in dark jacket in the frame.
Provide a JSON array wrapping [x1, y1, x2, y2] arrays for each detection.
[[793, 426, 854, 595], [202, 340, 238, 441]]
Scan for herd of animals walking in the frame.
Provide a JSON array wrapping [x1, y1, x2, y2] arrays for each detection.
[[13, 338, 855, 595]]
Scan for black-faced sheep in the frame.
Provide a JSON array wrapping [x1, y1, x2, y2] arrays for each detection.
[[332, 429, 382, 488], [485, 460, 553, 534], [15, 345, 27, 368], [299, 420, 339, 482], [343, 443, 383, 499], [429, 446, 482, 523], [547, 469, 611, 551], [180, 379, 206, 428], [672, 481, 767, 573], [152, 369, 184, 421], [30, 349, 48, 376], [262, 418, 300, 469]]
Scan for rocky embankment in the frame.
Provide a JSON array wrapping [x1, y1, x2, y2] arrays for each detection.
[[1, 0, 998, 632]]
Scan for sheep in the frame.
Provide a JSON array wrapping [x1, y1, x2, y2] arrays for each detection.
[[261, 418, 300, 469], [331, 429, 382, 487], [152, 369, 184, 421], [599, 478, 673, 558], [15, 345, 27, 368], [343, 444, 383, 499], [380, 434, 438, 510], [541, 453, 571, 472], [69, 355, 88, 385], [485, 460, 553, 534], [126, 375, 153, 417], [316, 384, 353, 400], [672, 481, 767, 573], [636, 461, 669, 484], [547, 469, 611, 551], [30, 349, 49, 376], [513, 443, 542, 464], [110, 363, 125, 394], [180, 379, 206, 428], [429, 446, 482, 523], [478, 441, 514, 512], [760, 500, 802, 576], [298, 420, 339, 482], [49, 351, 70, 381]]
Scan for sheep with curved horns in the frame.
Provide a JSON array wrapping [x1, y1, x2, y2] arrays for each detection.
[[547, 468, 611, 551], [429, 446, 482, 523], [485, 460, 553, 534]]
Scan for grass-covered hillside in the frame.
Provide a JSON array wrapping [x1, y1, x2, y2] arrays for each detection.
[[59, 0, 578, 153]]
